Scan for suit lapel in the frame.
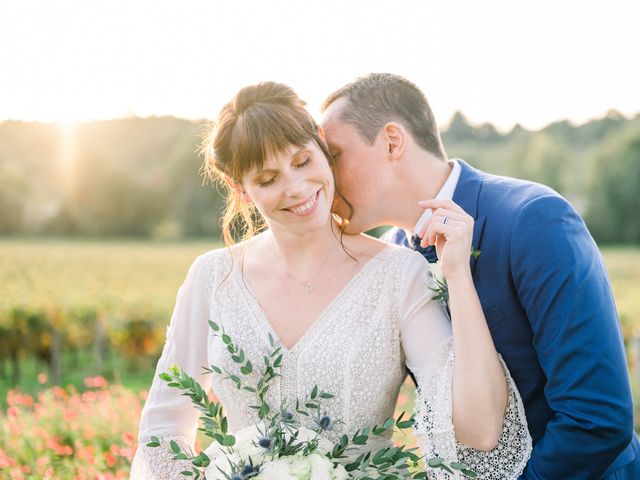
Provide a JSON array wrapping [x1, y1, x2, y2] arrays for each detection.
[[452, 159, 486, 274], [470, 216, 486, 274]]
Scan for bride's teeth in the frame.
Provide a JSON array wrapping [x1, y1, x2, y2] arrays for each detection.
[[290, 193, 317, 214]]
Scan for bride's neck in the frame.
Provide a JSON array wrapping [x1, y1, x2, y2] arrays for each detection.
[[262, 221, 344, 269]]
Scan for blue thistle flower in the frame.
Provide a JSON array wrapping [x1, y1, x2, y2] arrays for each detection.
[[282, 410, 294, 421], [241, 464, 258, 476], [316, 415, 333, 431], [258, 435, 272, 449]]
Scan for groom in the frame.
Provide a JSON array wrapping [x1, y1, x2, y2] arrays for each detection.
[[321, 73, 639, 479]]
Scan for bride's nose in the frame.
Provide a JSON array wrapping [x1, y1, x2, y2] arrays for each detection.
[[283, 172, 306, 198]]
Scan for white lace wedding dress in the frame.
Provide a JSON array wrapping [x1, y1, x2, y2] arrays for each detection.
[[130, 244, 531, 479]]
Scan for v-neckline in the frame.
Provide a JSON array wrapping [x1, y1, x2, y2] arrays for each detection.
[[233, 244, 393, 354]]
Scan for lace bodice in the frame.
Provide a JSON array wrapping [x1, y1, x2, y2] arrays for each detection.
[[131, 244, 531, 479], [211, 246, 411, 447]]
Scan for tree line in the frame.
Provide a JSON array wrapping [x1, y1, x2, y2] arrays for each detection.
[[1, 111, 638, 243]]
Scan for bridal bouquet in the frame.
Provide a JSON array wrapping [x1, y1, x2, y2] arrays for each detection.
[[147, 320, 476, 479], [202, 422, 346, 480]]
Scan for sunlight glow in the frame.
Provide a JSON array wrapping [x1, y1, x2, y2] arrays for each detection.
[[1, 0, 639, 130], [57, 121, 78, 194]]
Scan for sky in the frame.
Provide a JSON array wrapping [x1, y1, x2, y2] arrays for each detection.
[[1, 0, 639, 131]]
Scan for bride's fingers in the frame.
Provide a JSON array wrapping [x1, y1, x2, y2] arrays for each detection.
[[431, 207, 473, 230], [424, 218, 467, 247], [423, 219, 460, 247], [418, 209, 468, 241], [418, 199, 469, 218], [418, 206, 473, 235], [420, 215, 468, 247], [426, 222, 457, 251]]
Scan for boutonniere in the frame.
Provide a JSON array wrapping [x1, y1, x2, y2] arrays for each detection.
[[429, 247, 481, 307]]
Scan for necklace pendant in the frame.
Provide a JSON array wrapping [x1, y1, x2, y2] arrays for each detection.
[[304, 283, 313, 292]]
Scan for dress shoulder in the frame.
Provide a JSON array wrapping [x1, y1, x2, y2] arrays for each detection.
[[194, 247, 234, 296], [380, 245, 435, 282], [374, 242, 424, 264]]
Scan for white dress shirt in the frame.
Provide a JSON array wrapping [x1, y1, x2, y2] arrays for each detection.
[[407, 159, 462, 239]]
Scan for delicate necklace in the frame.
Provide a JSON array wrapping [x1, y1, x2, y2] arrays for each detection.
[[268, 238, 335, 292]]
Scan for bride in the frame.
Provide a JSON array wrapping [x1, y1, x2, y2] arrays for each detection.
[[130, 82, 531, 479]]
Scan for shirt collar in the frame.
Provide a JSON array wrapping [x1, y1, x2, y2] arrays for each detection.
[[409, 159, 461, 237]]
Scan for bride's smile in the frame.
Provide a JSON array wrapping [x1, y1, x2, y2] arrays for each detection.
[[282, 189, 320, 216], [243, 141, 334, 233]]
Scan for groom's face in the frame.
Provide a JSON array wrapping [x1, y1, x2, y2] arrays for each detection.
[[322, 98, 389, 233]]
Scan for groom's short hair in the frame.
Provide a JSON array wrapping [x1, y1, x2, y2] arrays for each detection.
[[321, 73, 446, 160]]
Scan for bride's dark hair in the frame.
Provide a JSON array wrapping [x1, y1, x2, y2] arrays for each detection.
[[200, 82, 352, 246]]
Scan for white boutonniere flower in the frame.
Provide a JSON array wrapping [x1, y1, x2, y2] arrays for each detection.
[[429, 247, 481, 308]]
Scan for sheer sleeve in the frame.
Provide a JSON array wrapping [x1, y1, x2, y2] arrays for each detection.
[[398, 252, 452, 379], [130, 253, 214, 479], [398, 253, 532, 479]]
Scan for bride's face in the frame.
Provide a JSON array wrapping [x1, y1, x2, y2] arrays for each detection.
[[240, 141, 335, 235]]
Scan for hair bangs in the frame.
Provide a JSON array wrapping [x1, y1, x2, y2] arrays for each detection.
[[228, 103, 317, 179]]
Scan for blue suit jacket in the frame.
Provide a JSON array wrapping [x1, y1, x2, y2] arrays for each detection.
[[387, 160, 639, 479]]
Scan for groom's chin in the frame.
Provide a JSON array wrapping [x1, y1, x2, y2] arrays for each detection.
[[340, 216, 369, 236], [343, 223, 364, 235]]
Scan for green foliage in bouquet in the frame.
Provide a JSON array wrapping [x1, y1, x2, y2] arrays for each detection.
[[148, 320, 477, 479]]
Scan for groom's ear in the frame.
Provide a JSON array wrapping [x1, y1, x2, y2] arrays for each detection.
[[382, 122, 406, 162], [317, 126, 326, 143]]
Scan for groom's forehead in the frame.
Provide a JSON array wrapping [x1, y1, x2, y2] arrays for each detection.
[[321, 97, 348, 129], [322, 101, 362, 148]]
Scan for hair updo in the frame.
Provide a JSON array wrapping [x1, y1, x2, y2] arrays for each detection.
[[201, 82, 350, 246]]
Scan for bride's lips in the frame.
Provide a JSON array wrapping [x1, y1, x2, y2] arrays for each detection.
[[283, 189, 321, 217]]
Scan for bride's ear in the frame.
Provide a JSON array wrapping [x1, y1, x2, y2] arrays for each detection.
[[224, 174, 253, 204]]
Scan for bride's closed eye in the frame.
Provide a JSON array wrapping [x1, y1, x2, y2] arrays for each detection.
[[258, 177, 277, 188], [295, 155, 312, 168], [255, 154, 312, 188]]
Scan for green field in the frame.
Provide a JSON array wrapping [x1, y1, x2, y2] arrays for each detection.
[[0, 239, 216, 402], [1, 239, 639, 423]]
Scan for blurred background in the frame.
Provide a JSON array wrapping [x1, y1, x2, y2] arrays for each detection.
[[1, 0, 639, 477]]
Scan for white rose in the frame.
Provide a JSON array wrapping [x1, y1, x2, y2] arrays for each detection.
[[428, 260, 443, 276], [233, 423, 269, 464], [309, 453, 335, 480], [332, 463, 349, 480], [234, 423, 266, 445], [287, 455, 312, 478], [203, 442, 225, 461], [316, 437, 334, 455], [293, 426, 318, 443], [204, 451, 237, 480], [255, 458, 298, 480], [290, 427, 334, 455], [235, 441, 267, 465]]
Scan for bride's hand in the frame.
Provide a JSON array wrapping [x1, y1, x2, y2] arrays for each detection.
[[416, 199, 474, 280]]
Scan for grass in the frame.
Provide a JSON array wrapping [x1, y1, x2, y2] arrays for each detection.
[[0, 238, 215, 315], [1, 239, 639, 429]]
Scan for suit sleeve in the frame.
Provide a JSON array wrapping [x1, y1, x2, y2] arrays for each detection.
[[510, 194, 633, 479]]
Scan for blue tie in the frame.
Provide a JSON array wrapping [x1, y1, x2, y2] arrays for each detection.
[[411, 234, 438, 263]]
